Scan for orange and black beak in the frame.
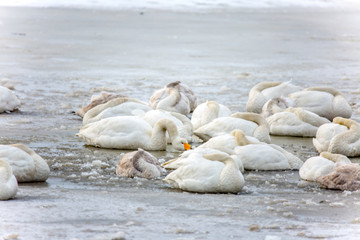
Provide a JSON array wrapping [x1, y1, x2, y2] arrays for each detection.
[[183, 143, 191, 150]]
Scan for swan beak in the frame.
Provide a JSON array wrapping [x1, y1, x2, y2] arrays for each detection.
[[183, 143, 191, 150]]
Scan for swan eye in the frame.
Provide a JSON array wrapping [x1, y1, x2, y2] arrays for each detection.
[[183, 143, 191, 150]]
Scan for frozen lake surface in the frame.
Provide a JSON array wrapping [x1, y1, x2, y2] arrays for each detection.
[[0, 6, 360, 240]]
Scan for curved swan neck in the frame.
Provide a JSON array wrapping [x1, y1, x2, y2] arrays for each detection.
[[152, 119, 179, 144], [202, 101, 220, 124], [253, 81, 283, 92], [333, 117, 359, 130], [231, 130, 250, 146], [305, 87, 340, 96], [157, 88, 181, 109], [320, 152, 351, 163], [132, 149, 160, 178]]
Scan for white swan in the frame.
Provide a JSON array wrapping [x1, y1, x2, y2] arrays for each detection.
[[0, 144, 50, 182], [316, 163, 360, 191], [191, 101, 232, 130], [196, 130, 260, 155], [82, 97, 151, 125], [288, 87, 352, 120], [0, 159, 18, 200], [162, 147, 244, 173], [194, 112, 271, 143], [149, 81, 197, 115], [77, 116, 190, 151], [76, 92, 125, 117], [312, 122, 348, 153], [0, 85, 21, 113], [116, 148, 163, 179], [246, 81, 302, 113], [313, 117, 360, 157], [141, 110, 194, 143], [163, 152, 244, 194], [234, 143, 303, 170], [299, 152, 351, 182], [264, 102, 330, 137]]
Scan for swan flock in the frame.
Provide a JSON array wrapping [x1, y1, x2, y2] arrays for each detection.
[[1, 80, 359, 199]]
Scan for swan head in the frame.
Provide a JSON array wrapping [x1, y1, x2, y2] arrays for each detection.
[[261, 97, 293, 118], [172, 137, 191, 151]]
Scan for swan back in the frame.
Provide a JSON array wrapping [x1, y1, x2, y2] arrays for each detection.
[[191, 101, 231, 130], [235, 144, 302, 170], [0, 144, 50, 182], [0, 159, 18, 200], [77, 92, 125, 117], [312, 122, 348, 153], [246, 81, 302, 113], [163, 152, 244, 193], [116, 148, 162, 179], [82, 97, 149, 124]]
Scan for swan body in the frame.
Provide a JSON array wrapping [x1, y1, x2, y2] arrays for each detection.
[[0, 85, 21, 113], [234, 143, 303, 170], [312, 122, 348, 153], [317, 163, 360, 191], [77, 92, 125, 117], [142, 110, 194, 143], [0, 159, 18, 200], [82, 97, 150, 125], [196, 130, 260, 155], [299, 152, 351, 182], [288, 87, 352, 120], [149, 81, 197, 115], [163, 152, 244, 193], [162, 147, 244, 173], [266, 106, 330, 137], [116, 148, 162, 179], [0, 144, 50, 182], [194, 112, 271, 143], [246, 81, 302, 113], [77, 116, 189, 151], [191, 101, 231, 130], [313, 117, 360, 156]]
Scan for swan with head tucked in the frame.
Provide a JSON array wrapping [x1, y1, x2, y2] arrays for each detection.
[[234, 142, 303, 171], [116, 148, 163, 179], [313, 117, 360, 157], [82, 97, 151, 125], [246, 81, 302, 113], [77, 116, 190, 151], [163, 152, 244, 193], [288, 87, 352, 120], [194, 112, 271, 143], [76, 92, 125, 117], [263, 98, 330, 137], [141, 110, 194, 143], [149, 81, 197, 115], [0, 159, 18, 200], [196, 130, 260, 155], [0, 144, 50, 182], [299, 152, 351, 182], [316, 163, 360, 191], [191, 101, 232, 130], [162, 147, 244, 173], [0, 85, 21, 113]]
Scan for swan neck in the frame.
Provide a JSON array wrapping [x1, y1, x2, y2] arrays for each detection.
[[152, 119, 179, 146]]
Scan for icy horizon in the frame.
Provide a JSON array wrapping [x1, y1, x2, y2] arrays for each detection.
[[0, 0, 359, 11]]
